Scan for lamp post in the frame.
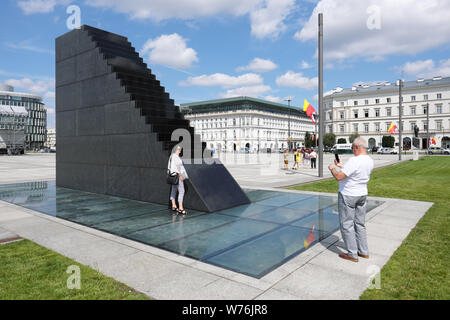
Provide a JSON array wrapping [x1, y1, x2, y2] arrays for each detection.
[[285, 97, 292, 150], [426, 102, 430, 150], [398, 79, 402, 160], [318, 12, 324, 177]]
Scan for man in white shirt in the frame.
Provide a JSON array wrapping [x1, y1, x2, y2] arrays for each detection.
[[328, 137, 374, 262]]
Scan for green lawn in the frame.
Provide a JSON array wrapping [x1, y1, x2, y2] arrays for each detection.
[[288, 156, 450, 300], [0, 239, 150, 300]]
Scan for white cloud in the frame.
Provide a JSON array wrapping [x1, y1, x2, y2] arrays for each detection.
[[86, 0, 261, 21], [400, 59, 450, 78], [250, 0, 295, 39], [236, 58, 277, 73], [263, 95, 283, 103], [86, 0, 293, 39], [300, 60, 312, 69], [219, 85, 272, 99], [276, 71, 318, 90], [180, 73, 263, 88], [18, 0, 72, 14], [295, 0, 450, 61], [5, 78, 55, 95], [141, 33, 198, 70]]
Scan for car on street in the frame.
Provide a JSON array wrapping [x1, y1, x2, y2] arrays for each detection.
[[428, 146, 450, 155], [377, 147, 398, 154]]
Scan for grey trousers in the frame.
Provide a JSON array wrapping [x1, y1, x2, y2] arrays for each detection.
[[170, 180, 185, 204], [338, 192, 369, 259]]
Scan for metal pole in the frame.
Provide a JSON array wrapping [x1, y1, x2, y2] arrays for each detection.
[[318, 13, 324, 177], [426, 102, 429, 151], [398, 79, 402, 160], [285, 98, 292, 150]]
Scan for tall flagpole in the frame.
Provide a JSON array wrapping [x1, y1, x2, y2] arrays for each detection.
[[318, 13, 324, 177]]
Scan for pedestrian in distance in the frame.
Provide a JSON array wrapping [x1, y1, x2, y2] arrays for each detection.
[[310, 149, 317, 169], [168, 145, 189, 215], [283, 149, 289, 170]]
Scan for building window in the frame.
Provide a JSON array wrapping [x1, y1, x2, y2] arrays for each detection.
[[410, 122, 416, 131], [340, 125, 344, 133], [340, 101, 344, 107], [411, 96, 416, 101], [375, 108, 380, 117], [424, 94, 428, 101], [387, 98, 391, 103], [353, 124, 358, 133], [353, 110, 358, 118], [364, 109, 369, 118], [365, 100, 369, 105], [354, 101, 358, 106], [436, 120, 442, 131], [436, 104, 442, 114], [386, 108, 392, 117], [375, 99, 380, 104], [423, 122, 428, 130], [364, 123, 369, 133], [437, 93, 442, 99], [340, 111, 344, 119], [411, 106, 416, 115], [375, 123, 380, 132], [423, 106, 428, 114], [328, 125, 332, 133]]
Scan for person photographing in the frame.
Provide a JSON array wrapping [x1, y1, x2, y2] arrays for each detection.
[[328, 138, 374, 262]]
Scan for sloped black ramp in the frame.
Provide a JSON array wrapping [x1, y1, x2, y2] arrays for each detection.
[[55, 25, 249, 212]]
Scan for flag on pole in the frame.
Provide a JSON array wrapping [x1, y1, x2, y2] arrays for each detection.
[[303, 99, 316, 124], [388, 122, 397, 134], [430, 137, 436, 145]]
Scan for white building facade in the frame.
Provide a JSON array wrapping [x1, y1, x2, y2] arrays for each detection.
[[46, 128, 56, 149], [180, 97, 315, 152], [324, 77, 450, 149]]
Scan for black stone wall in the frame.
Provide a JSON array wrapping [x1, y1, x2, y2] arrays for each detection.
[[55, 25, 249, 212]]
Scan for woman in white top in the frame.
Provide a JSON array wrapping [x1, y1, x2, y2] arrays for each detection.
[[168, 145, 189, 215]]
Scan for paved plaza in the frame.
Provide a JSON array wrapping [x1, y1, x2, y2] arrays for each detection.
[[0, 153, 432, 299]]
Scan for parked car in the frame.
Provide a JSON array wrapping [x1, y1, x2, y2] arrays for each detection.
[[428, 146, 450, 155], [377, 147, 398, 154]]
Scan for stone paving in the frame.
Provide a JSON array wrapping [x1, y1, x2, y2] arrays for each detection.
[[0, 153, 433, 299]]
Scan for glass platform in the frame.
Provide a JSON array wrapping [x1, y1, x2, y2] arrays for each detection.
[[0, 181, 383, 278]]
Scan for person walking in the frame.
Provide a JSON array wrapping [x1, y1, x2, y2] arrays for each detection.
[[305, 150, 310, 166], [301, 148, 305, 166], [328, 137, 374, 262], [295, 150, 301, 170], [168, 145, 189, 215], [310, 149, 317, 169], [283, 149, 289, 170]]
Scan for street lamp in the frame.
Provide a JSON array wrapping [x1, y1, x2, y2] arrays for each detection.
[[284, 97, 292, 150]]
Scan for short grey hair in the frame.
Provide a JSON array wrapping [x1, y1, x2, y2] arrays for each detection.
[[352, 137, 367, 149]]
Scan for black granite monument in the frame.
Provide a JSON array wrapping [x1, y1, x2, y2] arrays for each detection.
[[55, 25, 250, 212]]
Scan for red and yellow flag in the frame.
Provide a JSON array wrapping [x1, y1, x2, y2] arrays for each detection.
[[388, 122, 397, 134], [303, 99, 316, 124]]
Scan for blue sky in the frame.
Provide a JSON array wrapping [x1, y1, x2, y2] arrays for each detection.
[[1, 0, 450, 129]]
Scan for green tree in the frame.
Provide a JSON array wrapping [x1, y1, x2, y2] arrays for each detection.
[[337, 138, 347, 144], [382, 135, 395, 148], [323, 133, 336, 148], [349, 133, 360, 143], [304, 131, 313, 148]]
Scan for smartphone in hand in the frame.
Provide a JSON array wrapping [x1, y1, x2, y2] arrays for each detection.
[[334, 153, 340, 163]]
